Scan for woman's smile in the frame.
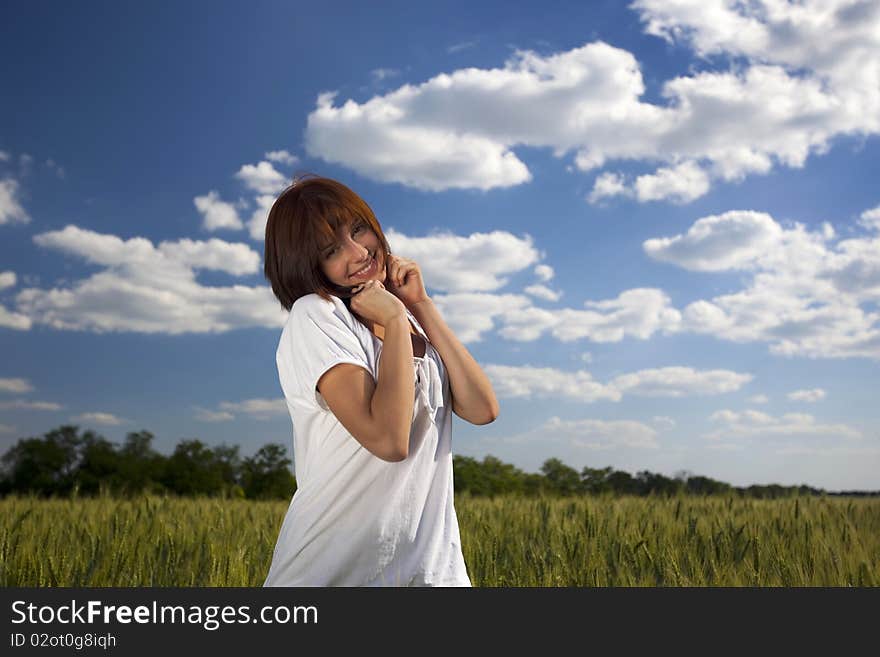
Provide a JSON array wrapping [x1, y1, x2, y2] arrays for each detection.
[[350, 254, 378, 280]]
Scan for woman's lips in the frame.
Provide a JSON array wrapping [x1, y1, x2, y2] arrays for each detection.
[[350, 256, 377, 280]]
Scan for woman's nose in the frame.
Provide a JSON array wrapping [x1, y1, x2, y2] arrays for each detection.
[[344, 236, 368, 258]]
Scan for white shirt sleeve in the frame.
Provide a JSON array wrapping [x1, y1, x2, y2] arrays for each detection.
[[287, 296, 372, 410]]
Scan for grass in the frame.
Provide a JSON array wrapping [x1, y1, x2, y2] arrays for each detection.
[[1, 492, 877, 586]]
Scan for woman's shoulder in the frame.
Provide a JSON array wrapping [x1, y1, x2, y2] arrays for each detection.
[[290, 293, 354, 328]]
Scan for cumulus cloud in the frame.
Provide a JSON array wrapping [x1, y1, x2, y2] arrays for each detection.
[[860, 204, 880, 231], [301, 2, 880, 199], [484, 364, 621, 402], [652, 416, 676, 430], [646, 207, 880, 359], [486, 288, 681, 344], [234, 161, 288, 195], [45, 158, 65, 179], [706, 408, 861, 441], [483, 363, 748, 402], [0, 400, 62, 411], [644, 211, 784, 271], [247, 194, 275, 241], [370, 68, 401, 82], [588, 172, 629, 203], [0, 305, 31, 330], [218, 398, 287, 420], [523, 284, 561, 301], [386, 228, 540, 292], [15, 225, 283, 334], [610, 366, 752, 397], [544, 416, 660, 450], [194, 407, 235, 422], [194, 191, 244, 231], [748, 394, 769, 404], [788, 388, 827, 402], [0, 271, 16, 290], [489, 415, 660, 450], [71, 412, 127, 426], [264, 150, 298, 166], [534, 264, 554, 282], [634, 161, 710, 203], [0, 378, 33, 394], [0, 179, 30, 225]]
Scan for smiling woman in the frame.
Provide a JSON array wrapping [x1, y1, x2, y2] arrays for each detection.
[[264, 174, 394, 313], [261, 174, 497, 587]]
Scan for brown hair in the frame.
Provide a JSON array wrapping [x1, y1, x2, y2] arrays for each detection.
[[264, 174, 392, 311]]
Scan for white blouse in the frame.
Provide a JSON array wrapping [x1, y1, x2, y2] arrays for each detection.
[[263, 293, 471, 586]]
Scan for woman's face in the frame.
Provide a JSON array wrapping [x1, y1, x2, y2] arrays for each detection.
[[318, 218, 387, 291]]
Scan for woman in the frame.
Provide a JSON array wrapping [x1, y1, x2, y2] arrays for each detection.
[[262, 174, 499, 586]]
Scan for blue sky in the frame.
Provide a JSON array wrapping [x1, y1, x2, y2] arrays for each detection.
[[2, 0, 879, 491]]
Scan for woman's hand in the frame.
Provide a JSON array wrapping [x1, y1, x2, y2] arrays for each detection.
[[384, 254, 429, 307], [350, 280, 407, 326]]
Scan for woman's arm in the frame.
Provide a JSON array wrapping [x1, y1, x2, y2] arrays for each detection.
[[409, 297, 499, 425]]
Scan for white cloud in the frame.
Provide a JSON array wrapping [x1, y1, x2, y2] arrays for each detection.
[[634, 161, 710, 203], [545, 416, 660, 450], [234, 161, 288, 195], [706, 408, 861, 440], [483, 363, 748, 402], [45, 158, 65, 179], [0, 271, 16, 289], [484, 364, 621, 402], [523, 284, 561, 301], [71, 412, 127, 426], [302, 3, 880, 200], [0, 151, 9, 161], [432, 292, 533, 343], [788, 388, 827, 403], [643, 211, 784, 271], [194, 407, 235, 422], [218, 398, 287, 420], [0, 305, 31, 330], [386, 227, 540, 292], [0, 378, 33, 394], [534, 264, 554, 281], [652, 416, 676, 430], [646, 208, 880, 359], [611, 366, 752, 397], [248, 194, 276, 242], [157, 238, 260, 276], [487, 288, 681, 344], [748, 394, 769, 404], [0, 400, 63, 411], [264, 150, 298, 166], [17, 225, 284, 334], [0, 179, 30, 225], [588, 172, 629, 203], [0, 424, 15, 434], [194, 191, 244, 231], [370, 67, 400, 82], [859, 204, 880, 232], [490, 415, 660, 450], [448, 40, 478, 54]]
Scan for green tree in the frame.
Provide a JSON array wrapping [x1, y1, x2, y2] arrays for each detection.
[[540, 458, 582, 496], [0, 425, 87, 496], [160, 439, 227, 496], [240, 443, 296, 499], [75, 434, 123, 495]]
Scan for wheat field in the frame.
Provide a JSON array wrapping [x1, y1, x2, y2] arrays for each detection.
[[1, 492, 877, 586]]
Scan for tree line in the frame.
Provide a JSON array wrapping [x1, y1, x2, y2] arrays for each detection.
[[1, 425, 874, 499]]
